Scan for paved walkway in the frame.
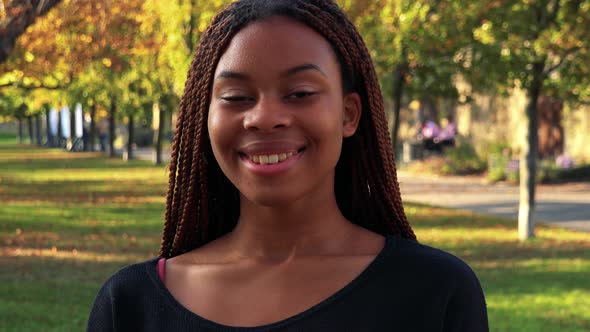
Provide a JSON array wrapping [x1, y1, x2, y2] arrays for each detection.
[[397, 171, 590, 232], [133, 147, 171, 163]]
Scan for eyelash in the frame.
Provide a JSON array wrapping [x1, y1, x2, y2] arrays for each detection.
[[220, 91, 317, 103], [285, 91, 316, 99], [221, 96, 254, 102]]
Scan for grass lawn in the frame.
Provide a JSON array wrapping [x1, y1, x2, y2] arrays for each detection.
[[1, 141, 588, 331]]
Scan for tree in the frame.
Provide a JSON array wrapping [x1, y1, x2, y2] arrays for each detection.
[[468, 0, 590, 240], [348, 0, 472, 152], [0, 0, 63, 63], [139, 0, 231, 164]]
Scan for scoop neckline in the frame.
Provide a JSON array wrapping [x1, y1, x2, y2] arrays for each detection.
[[146, 235, 397, 331]]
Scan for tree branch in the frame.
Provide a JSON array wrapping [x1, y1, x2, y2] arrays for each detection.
[[543, 47, 580, 76], [545, 0, 561, 25], [0, 0, 63, 64]]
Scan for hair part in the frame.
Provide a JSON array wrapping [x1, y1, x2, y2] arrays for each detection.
[[160, 0, 416, 258]]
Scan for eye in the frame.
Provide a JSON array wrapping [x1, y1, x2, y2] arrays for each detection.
[[285, 91, 316, 100], [220, 96, 255, 103]]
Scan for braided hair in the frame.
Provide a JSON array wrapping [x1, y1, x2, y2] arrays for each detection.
[[160, 0, 416, 258]]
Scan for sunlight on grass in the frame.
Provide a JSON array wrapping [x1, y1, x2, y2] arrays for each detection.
[[0, 151, 104, 160], [488, 291, 590, 332], [3, 246, 151, 263], [1, 143, 589, 331], [476, 257, 589, 270]]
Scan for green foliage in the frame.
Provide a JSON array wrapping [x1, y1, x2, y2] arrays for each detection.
[[487, 166, 507, 183], [441, 140, 486, 175], [537, 159, 561, 183], [485, 143, 514, 183], [563, 165, 590, 181], [537, 161, 590, 184], [0, 89, 32, 119], [466, 0, 590, 104], [350, 0, 471, 101], [486, 155, 590, 184]]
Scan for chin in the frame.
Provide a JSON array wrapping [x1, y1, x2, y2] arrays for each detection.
[[241, 190, 301, 208]]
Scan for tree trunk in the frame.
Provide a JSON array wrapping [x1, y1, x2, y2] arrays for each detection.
[[109, 97, 116, 158], [183, 0, 197, 53], [89, 103, 96, 152], [390, 63, 406, 155], [125, 115, 135, 161], [68, 105, 76, 150], [57, 109, 63, 148], [35, 113, 42, 145], [153, 102, 165, 165], [46, 108, 53, 147], [518, 62, 543, 241], [17, 118, 23, 144], [27, 116, 34, 144]]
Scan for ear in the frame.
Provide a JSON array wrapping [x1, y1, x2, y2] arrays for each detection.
[[342, 92, 361, 137]]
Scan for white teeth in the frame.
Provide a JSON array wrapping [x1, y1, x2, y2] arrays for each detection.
[[249, 151, 298, 165]]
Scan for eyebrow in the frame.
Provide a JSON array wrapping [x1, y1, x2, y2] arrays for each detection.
[[215, 63, 327, 81]]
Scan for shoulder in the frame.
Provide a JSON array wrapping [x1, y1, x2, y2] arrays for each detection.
[[87, 258, 162, 331], [375, 237, 488, 330], [95, 258, 160, 299], [388, 237, 478, 281], [376, 236, 484, 298]]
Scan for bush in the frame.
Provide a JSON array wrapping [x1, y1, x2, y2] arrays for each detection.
[[538, 163, 590, 183], [536, 159, 560, 183], [485, 143, 515, 183], [486, 157, 589, 184], [487, 167, 506, 182], [441, 141, 486, 175]]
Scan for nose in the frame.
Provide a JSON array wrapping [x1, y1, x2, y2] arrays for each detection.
[[243, 95, 291, 131]]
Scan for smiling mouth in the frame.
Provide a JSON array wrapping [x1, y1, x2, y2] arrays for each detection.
[[241, 148, 305, 165]]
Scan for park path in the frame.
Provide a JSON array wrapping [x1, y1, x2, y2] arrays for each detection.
[[397, 171, 590, 232], [134, 148, 589, 232]]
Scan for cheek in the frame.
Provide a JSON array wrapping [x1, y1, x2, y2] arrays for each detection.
[[207, 109, 229, 162], [314, 99, 346, 139]]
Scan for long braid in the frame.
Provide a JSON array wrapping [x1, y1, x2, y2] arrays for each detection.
[[161, 9, 242, 257], [160, 0, 416, 258], [294, 0, 415, 239], [160, 96, 185, 257]]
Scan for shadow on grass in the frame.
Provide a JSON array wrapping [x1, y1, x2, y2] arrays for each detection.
[[1, 178, 167, 202], [0, 156, 161, 171], [406, 202, 514, 229], [0, 143, 167, 171], [0, 255, 153, 332]]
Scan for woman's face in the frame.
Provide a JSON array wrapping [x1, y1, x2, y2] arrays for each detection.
[[208, 16, 360, 207]]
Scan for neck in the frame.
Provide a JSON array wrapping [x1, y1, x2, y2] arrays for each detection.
[[225, 191, 357, 261]]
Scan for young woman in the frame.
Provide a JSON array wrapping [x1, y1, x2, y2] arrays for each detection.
[[88, 0, 488, 331]]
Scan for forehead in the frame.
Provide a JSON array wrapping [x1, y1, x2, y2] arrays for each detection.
[[214, 16, 340, 77]]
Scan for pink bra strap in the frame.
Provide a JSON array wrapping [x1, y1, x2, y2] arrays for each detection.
[[157, 258, 166, 284]]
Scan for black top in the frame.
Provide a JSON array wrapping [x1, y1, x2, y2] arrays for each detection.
[[87, 236, 488, 331]]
